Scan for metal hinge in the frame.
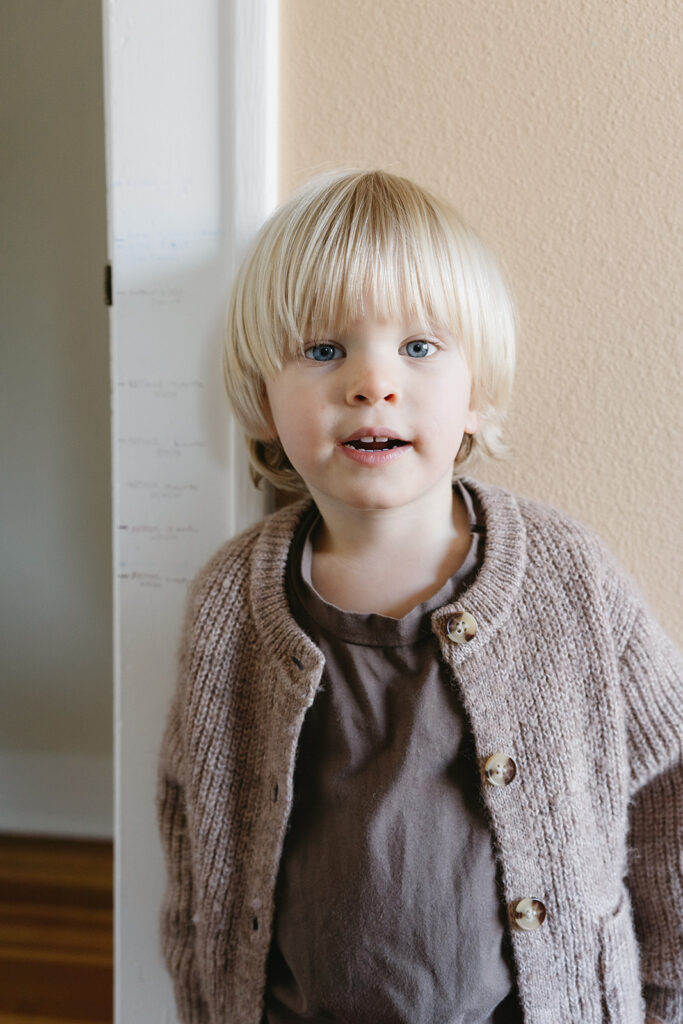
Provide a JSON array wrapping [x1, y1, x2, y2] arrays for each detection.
[[104, 263, 112, 306]]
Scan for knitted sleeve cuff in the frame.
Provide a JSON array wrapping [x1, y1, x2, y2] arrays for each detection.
[[644, 983, 683, 1024]]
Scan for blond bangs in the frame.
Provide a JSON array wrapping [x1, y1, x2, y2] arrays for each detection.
[[270, 173, 466, 356]]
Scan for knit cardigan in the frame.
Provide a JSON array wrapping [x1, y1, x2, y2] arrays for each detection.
[[157, 478, 683, 1024]]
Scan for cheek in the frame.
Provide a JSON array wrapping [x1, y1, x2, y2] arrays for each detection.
[[268, 389, 329, 457], [425, 385, 473, 435], [265, 381, 305, 440]]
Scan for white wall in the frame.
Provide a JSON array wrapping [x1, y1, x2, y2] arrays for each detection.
[[0, 1, 112, 836]]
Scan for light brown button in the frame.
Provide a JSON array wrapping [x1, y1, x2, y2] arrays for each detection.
[[513, 898, 547, 931], [484, 752, 517, 787], [446, 611, 477, 644]]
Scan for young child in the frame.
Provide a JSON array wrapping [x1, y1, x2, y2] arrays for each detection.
[[157, 170, 682, 1024]]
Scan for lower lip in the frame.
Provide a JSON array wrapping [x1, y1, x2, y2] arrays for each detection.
[[338, 442, 412, 466]]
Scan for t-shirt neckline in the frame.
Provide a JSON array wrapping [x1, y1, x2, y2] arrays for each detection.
[[287, 480, 484, 648]]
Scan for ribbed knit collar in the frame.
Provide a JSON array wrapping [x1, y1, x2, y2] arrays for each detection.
[[248, 477, 527, 701]]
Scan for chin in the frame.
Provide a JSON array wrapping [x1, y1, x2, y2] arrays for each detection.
[[334, 487, 412, 512]]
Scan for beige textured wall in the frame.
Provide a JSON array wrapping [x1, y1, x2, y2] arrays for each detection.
[[280, 0, 681, 642]]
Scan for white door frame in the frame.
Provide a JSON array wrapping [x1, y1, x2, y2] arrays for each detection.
[[101, 2, 277, 1019]]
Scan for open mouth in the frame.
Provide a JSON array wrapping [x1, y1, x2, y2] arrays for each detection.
[[343, 436, 409, 452]]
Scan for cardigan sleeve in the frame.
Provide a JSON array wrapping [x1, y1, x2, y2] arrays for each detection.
[[613, 579, 683, 1024], [157, 691, 210, 1024]]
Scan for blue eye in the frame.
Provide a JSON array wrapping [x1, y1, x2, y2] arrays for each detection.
[[304, 343, 343, 362], [403, 339, 436, 358]]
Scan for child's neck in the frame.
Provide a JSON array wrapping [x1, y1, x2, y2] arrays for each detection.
[[309, 482, 472, 618]]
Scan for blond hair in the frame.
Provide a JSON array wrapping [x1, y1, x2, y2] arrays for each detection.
[[223, 169, 516, 494]]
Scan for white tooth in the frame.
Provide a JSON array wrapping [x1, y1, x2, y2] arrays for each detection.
[[359, 436, 374, 443], [375, 437, 389, 443]]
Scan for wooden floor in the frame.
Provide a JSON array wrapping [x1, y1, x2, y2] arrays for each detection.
[[0, 835, 113, 1024]]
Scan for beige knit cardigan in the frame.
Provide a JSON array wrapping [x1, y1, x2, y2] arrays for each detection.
[[157, 478, 683, 1024]]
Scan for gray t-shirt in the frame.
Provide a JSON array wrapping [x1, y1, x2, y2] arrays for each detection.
[[264, 482, 520, 1024]]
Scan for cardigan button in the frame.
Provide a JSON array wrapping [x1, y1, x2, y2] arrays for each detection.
[[484, 752, 517, 787], [513, 898, 546, 931], [446, 611, 477, 644]]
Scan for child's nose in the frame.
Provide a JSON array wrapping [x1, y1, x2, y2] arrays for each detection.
[[345, 361, 399, 405]]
